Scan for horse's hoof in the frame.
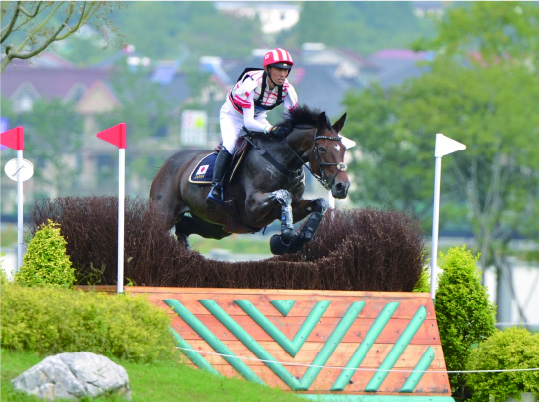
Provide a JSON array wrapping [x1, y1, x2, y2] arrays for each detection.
[[270, 234, 290, 255], [286, 238, 304, 254]]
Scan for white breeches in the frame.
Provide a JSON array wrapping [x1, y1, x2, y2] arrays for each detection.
[[220, 101, 268, 153]]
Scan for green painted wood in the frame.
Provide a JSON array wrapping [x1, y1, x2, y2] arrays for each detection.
[[298, 395, 454, 401], [365, 306, 427, 391], [400, 346, 435, 392], [199, 299, 306, 390], [330, 301, 400, 391], [164, 299, 265, 385], [270, 300, 296, 316], [168, 327, 220, 376], [301, 301, 366, 389], [200, 300, 365, 391], [235, 299, 330, 357]]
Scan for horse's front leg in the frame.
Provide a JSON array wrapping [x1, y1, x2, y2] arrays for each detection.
[[246, 189, 297, 255], [287, 198, 328, 253]]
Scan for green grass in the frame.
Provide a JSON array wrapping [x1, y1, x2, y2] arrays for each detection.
[[1, 349, 304, 401], [189, 234, 272, 255]]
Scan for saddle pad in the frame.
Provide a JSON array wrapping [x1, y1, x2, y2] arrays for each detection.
[[188, 150, 246, 185], [189, 152, 217, 184]]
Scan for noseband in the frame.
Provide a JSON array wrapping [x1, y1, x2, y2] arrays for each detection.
[[310, 132, 348, 191]]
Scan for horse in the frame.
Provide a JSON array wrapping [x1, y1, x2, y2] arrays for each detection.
[[149, 105, 350, 255]]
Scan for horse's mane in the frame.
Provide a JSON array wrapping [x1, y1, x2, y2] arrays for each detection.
[[277, 105, 324, 132]]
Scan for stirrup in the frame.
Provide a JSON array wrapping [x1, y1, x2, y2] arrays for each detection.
[[206, 184, 224, 206]]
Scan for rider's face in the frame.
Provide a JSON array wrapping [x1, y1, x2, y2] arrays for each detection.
[[267, 66, 290, 88]]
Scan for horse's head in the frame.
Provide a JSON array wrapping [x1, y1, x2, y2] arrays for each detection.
[[309, 112, 350, 199]]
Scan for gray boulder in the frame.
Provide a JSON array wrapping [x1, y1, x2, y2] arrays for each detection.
[[12, 352, 131, 400]]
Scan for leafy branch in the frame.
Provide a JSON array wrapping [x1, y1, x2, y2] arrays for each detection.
[[1, 1, 119, 73]]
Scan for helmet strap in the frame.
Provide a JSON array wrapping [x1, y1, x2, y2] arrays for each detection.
[[266, 67, 279, 88], [266, 66, 289, 88]]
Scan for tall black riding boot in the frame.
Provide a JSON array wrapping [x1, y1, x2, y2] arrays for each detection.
[[206, 148, 233, 207]]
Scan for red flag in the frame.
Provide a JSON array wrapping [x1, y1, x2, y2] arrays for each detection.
[[0, 126, 24, 150], [97, 123, 126, 149]]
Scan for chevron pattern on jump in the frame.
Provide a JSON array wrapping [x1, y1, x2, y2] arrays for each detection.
[[114, 287, 453, 400]]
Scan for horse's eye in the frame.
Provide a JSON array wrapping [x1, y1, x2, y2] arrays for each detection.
[[318, 146, 327, 154]]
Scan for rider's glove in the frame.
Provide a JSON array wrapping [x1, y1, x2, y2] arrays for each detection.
[[269, 125, 287, 137]]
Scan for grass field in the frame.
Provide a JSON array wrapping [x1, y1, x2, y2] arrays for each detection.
[[1, 349, 305, 401]]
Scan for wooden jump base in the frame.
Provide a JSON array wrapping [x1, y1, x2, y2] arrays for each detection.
[[88, 287, 453, 400]]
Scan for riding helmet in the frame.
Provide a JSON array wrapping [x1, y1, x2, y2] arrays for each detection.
[[263, 48, 294, 69]]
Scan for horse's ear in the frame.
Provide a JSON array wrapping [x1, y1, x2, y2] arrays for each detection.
[[317, 112, 331, 132], [332, 113, 347, 133]]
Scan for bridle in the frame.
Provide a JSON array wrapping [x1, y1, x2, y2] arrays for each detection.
[[243, 125, 348, 191], [309, 132, 348, 191]]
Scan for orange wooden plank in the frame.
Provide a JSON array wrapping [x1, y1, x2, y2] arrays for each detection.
[[206, 364, 450, 394], [144, 294, 436, 319], [118, 286, 430, 299], [169, 315, 441, 345], [182, 339, 447, 369]]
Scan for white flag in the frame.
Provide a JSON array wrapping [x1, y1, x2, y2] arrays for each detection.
[[435, 133, 466, 157]]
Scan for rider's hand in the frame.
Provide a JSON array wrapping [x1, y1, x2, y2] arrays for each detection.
[[269, 126, 287, 137]]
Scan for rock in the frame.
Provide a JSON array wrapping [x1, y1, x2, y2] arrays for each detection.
[[12, 352, 131, 400]]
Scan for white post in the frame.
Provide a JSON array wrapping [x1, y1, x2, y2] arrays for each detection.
[[16, 150, 24, 271], [430, 134, 466, 299], [328, 190, 335, 209], [96, 123, 126, 294], [117, 148, 125, 294], [430, 156, 442, 298]]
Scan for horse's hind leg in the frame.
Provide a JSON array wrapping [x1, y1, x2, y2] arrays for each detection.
[[175, 214, 231, 242], [287, 198, 328, 254], [269, 190, 297, 255]]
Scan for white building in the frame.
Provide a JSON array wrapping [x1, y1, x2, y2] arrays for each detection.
[[215, 1, 300, 34]]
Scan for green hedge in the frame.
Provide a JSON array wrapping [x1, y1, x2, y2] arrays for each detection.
[[1, 283, 179, 363], [14, 220, 75, 288], [435, 245, 497, 398], [466, 327, 539, 402]]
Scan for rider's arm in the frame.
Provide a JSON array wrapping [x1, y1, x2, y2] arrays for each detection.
[[242, 91, 272, 133], [283, 83, 298, 117]]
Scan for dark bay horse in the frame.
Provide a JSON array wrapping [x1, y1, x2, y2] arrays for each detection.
[[150, 105, 350, 255]]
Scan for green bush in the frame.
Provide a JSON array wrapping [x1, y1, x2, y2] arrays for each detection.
[[466, 327, 539, 402], [435, 245, 497, 399], [0, 252, 7, 286], [14, 220, 75, 288], [1, 283, 179, 363], [413, 266, 430, 292]]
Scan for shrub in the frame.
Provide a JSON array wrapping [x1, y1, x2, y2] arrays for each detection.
[[413, 266, 430, 293], [466, 327, 539, 402], [29, 197, 427, 291], [14, 220, 75, 288], [435, 245, 497, 400], [0, 283, 179, 363]]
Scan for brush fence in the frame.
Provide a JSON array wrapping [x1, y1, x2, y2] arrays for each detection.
[[90, 287, 453, 400]]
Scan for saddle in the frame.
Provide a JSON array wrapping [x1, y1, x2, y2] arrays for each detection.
[[188, 137, 249, 185], [189, 137, 255, 234]]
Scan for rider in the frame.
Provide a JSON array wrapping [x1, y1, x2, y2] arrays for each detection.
[[206, 48, 299, 207]]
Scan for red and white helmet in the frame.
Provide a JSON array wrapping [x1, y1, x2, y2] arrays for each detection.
[[263, 48, 294, 69]]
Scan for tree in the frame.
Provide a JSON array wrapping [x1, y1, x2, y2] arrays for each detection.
[[342, 85, 434, 224], [112, 2, 263, 62], [343, 1, 539, 323], [280, 2, 435, 55], [1, 1, 121, 73]]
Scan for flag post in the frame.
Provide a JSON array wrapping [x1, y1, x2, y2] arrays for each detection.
[[1, 127, 25, 271], [430, 134, 466, 298], [97, 123, 127, 294]]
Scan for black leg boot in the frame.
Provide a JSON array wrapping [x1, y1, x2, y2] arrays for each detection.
[[206, 148, 233, 207]]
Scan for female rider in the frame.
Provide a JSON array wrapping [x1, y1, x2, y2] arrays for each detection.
[[206, 48, 299, 207]]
